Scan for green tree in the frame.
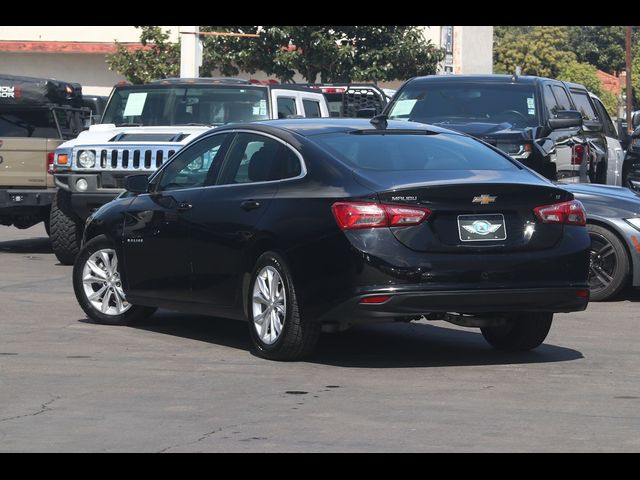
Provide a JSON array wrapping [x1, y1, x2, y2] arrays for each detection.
[[106, 26, 180, 84], [557, 60, 620, 117], [566, 26, 640, 75], [494, 26, 576, 78], [200, 26, 444, 84]]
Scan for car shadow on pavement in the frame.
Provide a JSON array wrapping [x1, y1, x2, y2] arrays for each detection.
[[126, 310, 583, 368], [0, 236, 52, 254]]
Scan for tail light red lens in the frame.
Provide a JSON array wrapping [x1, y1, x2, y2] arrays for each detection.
[[533, 200, 587, 226], [571, 144, 587, 165], [47, 152, 55, 174], [331, 202, 432, 230], [360, 295, 392, 304]]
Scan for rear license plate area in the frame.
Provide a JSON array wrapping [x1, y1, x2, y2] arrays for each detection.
[[457, 214, 507, 242]]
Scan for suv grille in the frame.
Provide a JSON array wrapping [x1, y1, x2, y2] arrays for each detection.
[[75, 146, 178, 171]]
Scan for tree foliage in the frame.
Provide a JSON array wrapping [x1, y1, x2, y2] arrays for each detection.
[[200, 26, 444, 83], [494, 26, 576, 78], [558, 60, 619, 116], [106, 26, 180, 84]]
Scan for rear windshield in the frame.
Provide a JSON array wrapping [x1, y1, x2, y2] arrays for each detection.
[[314, 132, 519, 171], [0, 108, 60, 138], [388, 83, 539, 129]]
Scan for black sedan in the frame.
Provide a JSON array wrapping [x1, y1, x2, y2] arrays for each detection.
[[73, 119, 590, 360]]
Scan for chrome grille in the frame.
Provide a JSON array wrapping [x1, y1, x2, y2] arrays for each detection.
[[76, 145, 178, 171]]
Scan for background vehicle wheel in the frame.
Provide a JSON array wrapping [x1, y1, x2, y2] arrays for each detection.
[[73, 235, 156, 325], [587, 224, 630, 301], [50, 190, 83, 265], [480, 313, 553, 351], [248, 252, 320, 361]]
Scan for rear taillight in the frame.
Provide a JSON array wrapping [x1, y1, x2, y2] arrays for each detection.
[[533, 200, 586, 226], [331, 202, 432, 230], [571, 144, 587, 165], [47, 152, 55, 174]]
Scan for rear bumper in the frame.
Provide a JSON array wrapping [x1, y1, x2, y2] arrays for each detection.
[[318, 287, 589, 324], [0, 188, 55, 212]]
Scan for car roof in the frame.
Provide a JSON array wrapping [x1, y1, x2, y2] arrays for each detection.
[[212, 118, 463, 137], [406, 74, 558, 85]]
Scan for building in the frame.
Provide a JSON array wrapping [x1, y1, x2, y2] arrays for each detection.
[[0, 26, 494, 94], [0, 26, 180, 95]]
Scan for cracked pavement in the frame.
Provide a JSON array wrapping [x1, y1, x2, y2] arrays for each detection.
[[1, 224, 640, 452]]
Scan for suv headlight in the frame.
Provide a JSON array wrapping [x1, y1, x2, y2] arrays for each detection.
[[78, 150, 96, 168], [496, 142, 533, 160]]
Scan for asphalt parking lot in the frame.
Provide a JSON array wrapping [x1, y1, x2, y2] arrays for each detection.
[[1, 224, 639, 452]]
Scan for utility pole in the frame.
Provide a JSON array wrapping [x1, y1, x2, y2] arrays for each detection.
[[179, 28, 260, 79], [180, 26, 201, 78], [626, 26, 633, 133]]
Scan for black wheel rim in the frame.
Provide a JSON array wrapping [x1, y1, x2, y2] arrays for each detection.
[[588, 232, 617, 293]]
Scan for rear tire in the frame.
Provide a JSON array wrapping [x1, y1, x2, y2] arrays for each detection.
[[587, 224, 629, 301], [73, 235, 156, 325], [50, 190, 83, 265], [481, 313, 553, 351], [248, 252, 320, 361]]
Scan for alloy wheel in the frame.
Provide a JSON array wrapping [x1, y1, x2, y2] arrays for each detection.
[[82, 248, 131, 316], [588, 232, 617, 293], [252, 266, 286, 345]]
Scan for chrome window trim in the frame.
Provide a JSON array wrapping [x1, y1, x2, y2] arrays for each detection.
[[150, 129, 307, 192]]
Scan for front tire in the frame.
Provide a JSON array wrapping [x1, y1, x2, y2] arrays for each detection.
[[248, 252, 320, 361], [481, 313, 553, 351], [587, 224, 630, 301], [50, 190, 83, 265], [73, 235, 156, 325]]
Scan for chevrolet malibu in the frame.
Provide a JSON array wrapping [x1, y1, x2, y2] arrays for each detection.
[[73, 119, 590, 360]]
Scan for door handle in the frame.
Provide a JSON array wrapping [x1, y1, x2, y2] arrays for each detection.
[[177, 201, 193, 212], [241, 200, 261, 211]]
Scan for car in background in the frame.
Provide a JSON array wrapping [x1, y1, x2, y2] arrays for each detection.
[[383, 74, 608, 184], [73, 118, 590, 360], [586, 91, 624, 187], [560, 182, 640, 301], [622, 111, 640, 193]]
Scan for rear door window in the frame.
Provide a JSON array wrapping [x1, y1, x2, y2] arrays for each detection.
[[592, 96, 618, 138], [303, 99, 321, 118], [218, 133, 302, 184], [570, 90, 599, 121]]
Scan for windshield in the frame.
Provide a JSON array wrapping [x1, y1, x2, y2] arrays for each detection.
[[314, 132, 518, 171], [388, 83, 539, 129], [101, 85, 270, 127]]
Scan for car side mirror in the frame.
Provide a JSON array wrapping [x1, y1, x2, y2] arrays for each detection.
[[356, 108, 376, 118], [548, 110, 583, 130], [632, 111, 640, 129], [124, 174, 149, 194]]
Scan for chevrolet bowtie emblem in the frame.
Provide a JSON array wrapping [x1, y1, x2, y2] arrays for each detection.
[[472, 195, 497, 205]]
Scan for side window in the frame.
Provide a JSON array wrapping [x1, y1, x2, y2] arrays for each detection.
[[218, 133, 302, 185], [592, 97, 618, 138], [543, 85, 561, 117], [552, 85, 573, 111], [570, 90, 598, 121], [158, 133, 229, 191], [303, 99, 321, 118], [277, 97, 297, 119]]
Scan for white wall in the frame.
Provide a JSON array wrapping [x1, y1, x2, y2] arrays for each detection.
[[0, 52, 126, 95]]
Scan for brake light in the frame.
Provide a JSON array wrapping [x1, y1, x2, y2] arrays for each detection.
[[571, 144, 587, 165], [533, 200, 586, 226], [47, 152, 55, 174], [360, 295, 391, 304], [321, 87, 347, 94], [331, 202, 432, 230]]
